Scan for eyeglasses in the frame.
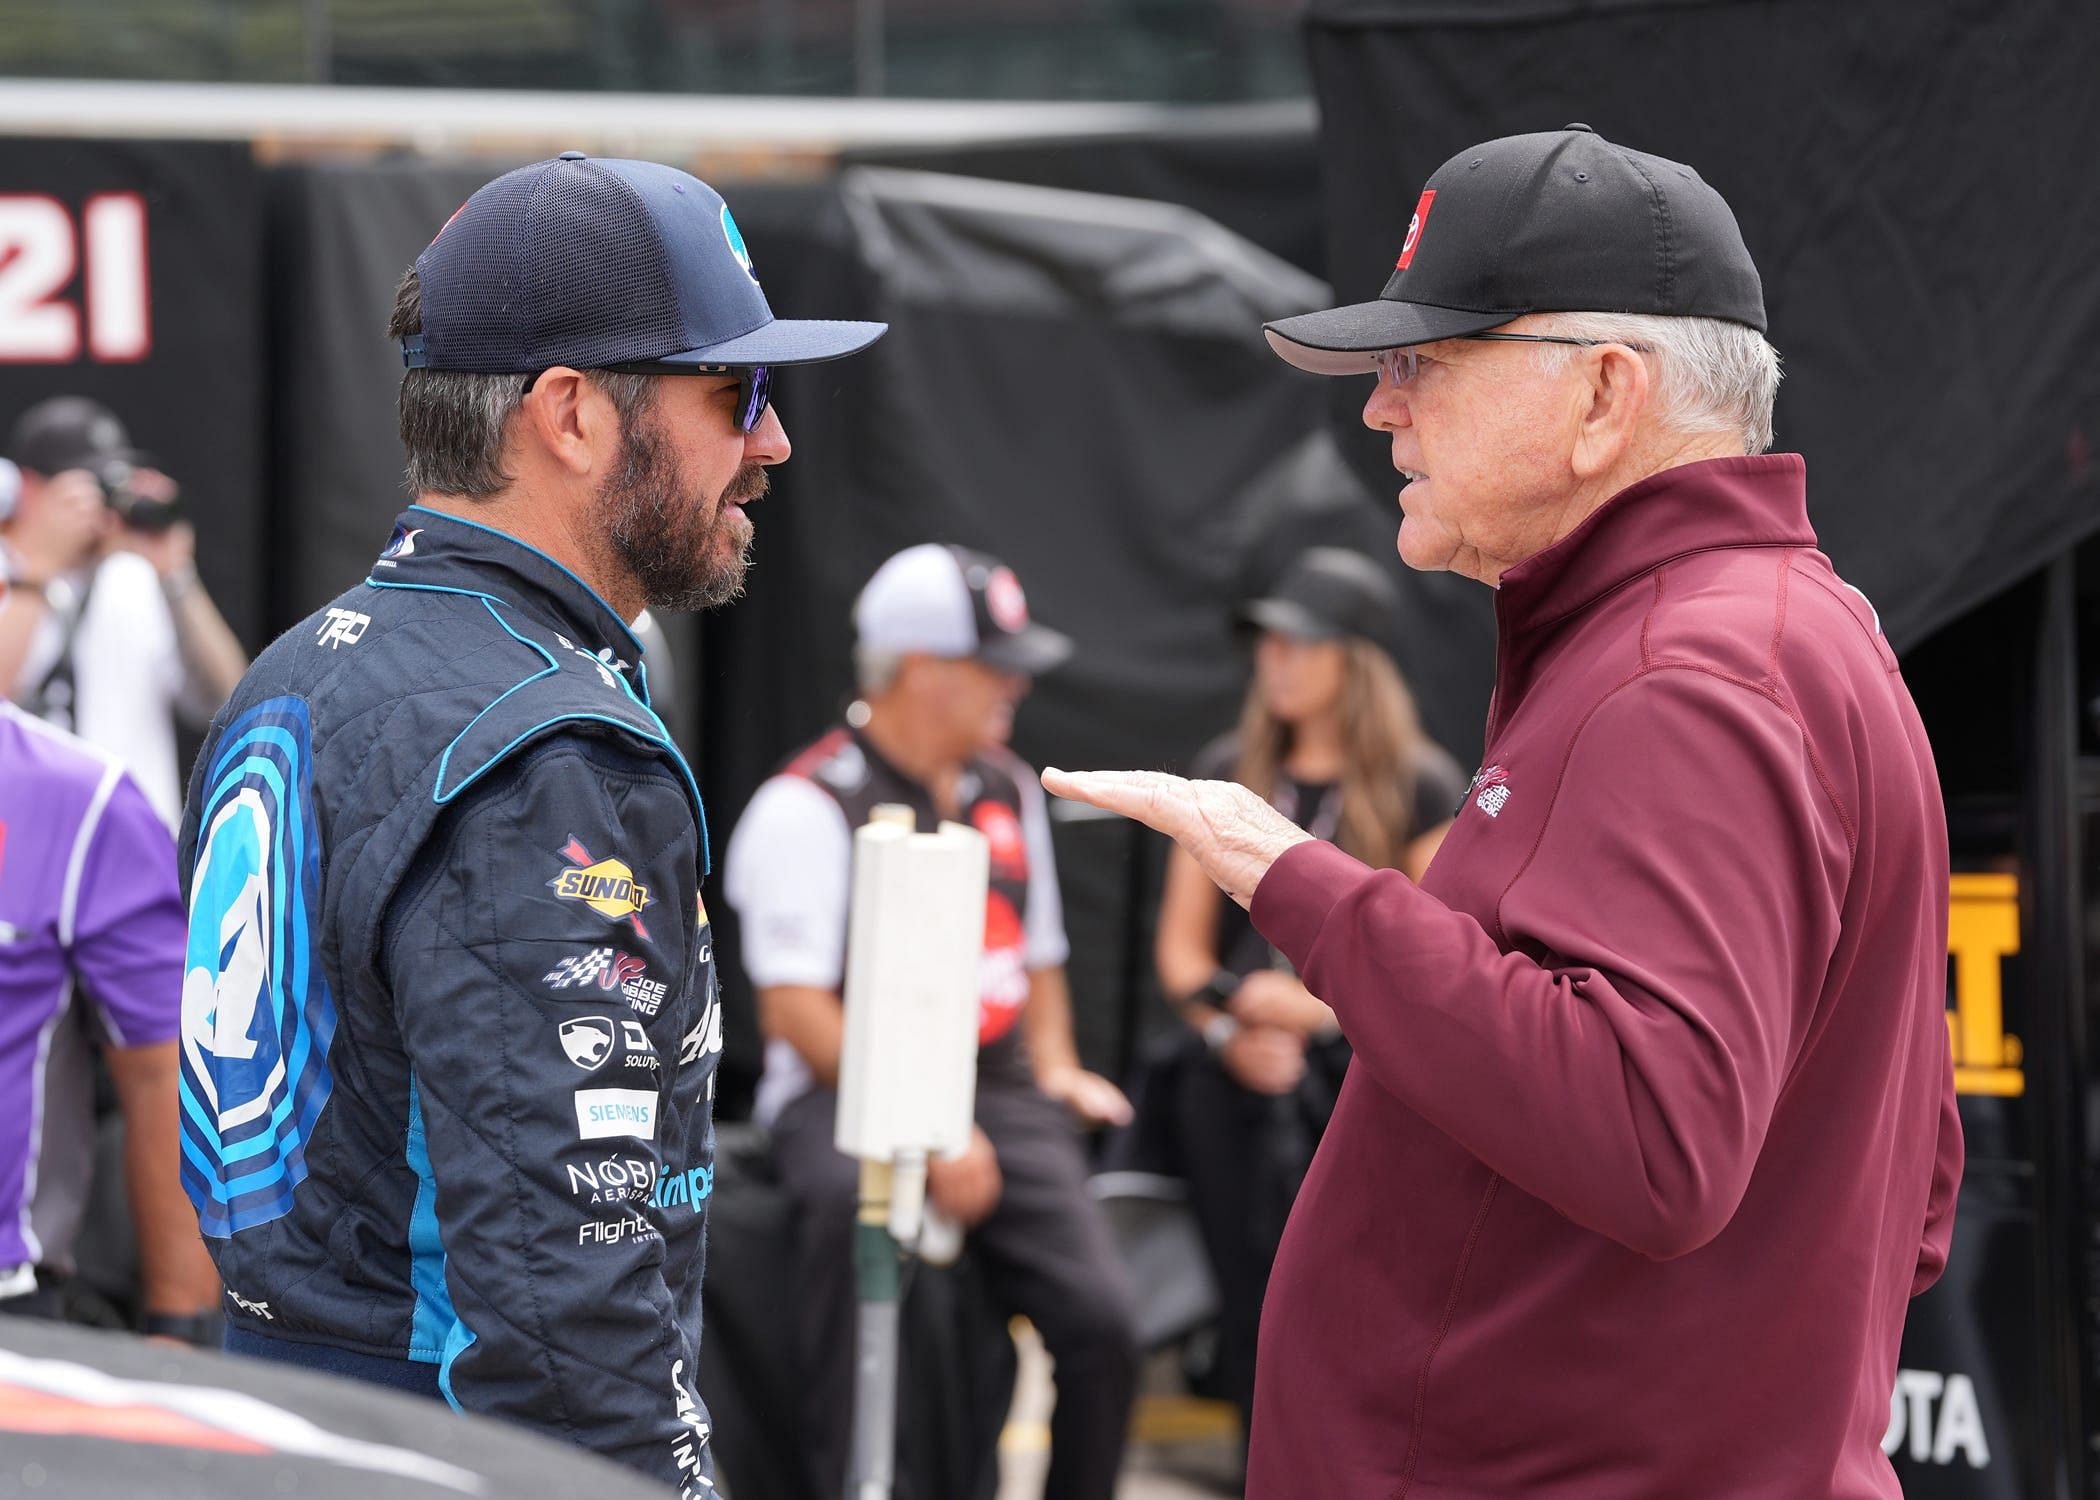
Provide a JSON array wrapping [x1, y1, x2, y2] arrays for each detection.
[[522, 363, 775, 434], [1373, 333, 1650, 388]]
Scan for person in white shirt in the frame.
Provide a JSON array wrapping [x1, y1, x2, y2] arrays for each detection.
[[724, 542, 1139, 1500], [0, 398, 247, 827]]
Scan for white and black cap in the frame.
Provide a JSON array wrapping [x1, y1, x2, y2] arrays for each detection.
[[1265, 124, 1766, 376], [854, 543, 1073, 677]]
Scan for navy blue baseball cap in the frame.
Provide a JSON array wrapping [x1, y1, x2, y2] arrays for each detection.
[[402, 152, 886, 374]]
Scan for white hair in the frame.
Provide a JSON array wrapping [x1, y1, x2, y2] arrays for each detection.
[[854, 647, 902, 695], [1528, 311, 1782, 456]]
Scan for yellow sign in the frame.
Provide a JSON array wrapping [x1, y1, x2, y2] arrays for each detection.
[[1947, 872, 2022, 1097], [554, 859, 653, 923]]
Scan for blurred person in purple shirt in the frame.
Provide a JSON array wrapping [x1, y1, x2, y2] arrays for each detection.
[[0, 692, 220, 1338]]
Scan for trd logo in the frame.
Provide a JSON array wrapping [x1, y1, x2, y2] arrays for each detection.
[[315, 609, 370, 649]]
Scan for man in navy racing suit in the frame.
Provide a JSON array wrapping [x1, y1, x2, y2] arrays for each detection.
[[174, 154, 884, 1494]]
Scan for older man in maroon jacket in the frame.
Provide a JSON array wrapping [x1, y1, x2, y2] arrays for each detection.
[[1049, 125, 1963, 1499]]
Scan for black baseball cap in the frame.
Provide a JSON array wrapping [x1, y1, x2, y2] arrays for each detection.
[[855, 543, 1073, 677], [1241, 548, 1402, 653], [8, 396, 141, 477], [402, 152, 886, 374], [1265, 125, 1765, 375]]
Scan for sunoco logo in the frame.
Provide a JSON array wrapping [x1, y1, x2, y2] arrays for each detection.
[[549, 836, 653, 935]]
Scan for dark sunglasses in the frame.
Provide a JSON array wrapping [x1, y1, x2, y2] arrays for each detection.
[[523, 363, 774, 433]]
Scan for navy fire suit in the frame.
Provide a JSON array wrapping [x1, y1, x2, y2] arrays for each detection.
[[176, 506, 720, 1494]]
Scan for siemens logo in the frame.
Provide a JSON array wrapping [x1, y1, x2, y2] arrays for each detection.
[[652, 1164, 714, 1211], [574, 1087, 658, 1141]]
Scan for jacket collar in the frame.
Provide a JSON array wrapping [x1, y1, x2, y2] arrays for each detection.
[[1494, 454, 1815, 640], [370, 504, 645, 668]]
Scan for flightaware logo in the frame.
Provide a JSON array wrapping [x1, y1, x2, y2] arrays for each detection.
[[550, 837, 653, 936]]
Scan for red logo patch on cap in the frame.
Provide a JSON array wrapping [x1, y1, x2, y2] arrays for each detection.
[[1395, 190, 1436, 271], [985, 566, 1030, 634]]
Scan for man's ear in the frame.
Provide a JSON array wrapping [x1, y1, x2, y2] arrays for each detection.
[[517, 368, 619, 479], [1569, 344, 1651, 480]]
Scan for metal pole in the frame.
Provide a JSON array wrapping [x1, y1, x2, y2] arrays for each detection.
[[2024, 551, 2087, 1499], [847, 1159, 899, 1500]]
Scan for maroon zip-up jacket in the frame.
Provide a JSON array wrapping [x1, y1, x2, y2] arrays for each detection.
[[1246, 455, 1962, 1498]]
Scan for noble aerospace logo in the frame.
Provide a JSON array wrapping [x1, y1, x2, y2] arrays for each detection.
[[1471, 765, 1512, 819], [567, 1154, 658, 1206], [549, 837, 653, 935], [558, 1016, 616, 1071]]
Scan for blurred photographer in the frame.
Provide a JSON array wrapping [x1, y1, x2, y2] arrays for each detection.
[[0, 397, 247, 827]]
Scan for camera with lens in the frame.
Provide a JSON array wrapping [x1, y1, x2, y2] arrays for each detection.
[[92, 459, 182, 535]]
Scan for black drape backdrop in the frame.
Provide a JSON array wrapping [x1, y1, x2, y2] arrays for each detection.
[[1304, 0, 2100, 760]]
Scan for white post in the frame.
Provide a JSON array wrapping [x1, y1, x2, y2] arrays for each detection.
[[837, 806, 988, 1500]]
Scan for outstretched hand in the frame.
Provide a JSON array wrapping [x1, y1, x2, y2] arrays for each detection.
[[1040, 768, 1312, 909]]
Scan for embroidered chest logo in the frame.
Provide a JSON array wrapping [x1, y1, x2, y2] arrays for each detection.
[[550, 837, 654, 936], [1471, 764, 1512, 818]]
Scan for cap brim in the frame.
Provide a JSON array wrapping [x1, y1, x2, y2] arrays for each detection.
[[654, 317, 888, 368], [977, 624, 1073, 677], [1238, 598, 1342, 641], [1262, 299, 1519, 375]]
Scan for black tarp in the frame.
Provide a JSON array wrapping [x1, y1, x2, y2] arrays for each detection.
[[1301, 0, 2100, 760], [0, 139, 268, 650]]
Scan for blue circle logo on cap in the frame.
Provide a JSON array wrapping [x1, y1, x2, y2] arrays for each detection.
[[721, 205, 758, 286]]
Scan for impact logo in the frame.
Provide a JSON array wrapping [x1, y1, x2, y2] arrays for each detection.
[[376, 524, 421, 568], [550, 837, 653, 935], [1471, 764, 1511, 819], [721, 205, 758, 286], [179, 697, 337, 1238], [1395, 189, 1436, 271]]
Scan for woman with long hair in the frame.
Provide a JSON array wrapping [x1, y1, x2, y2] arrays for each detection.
[[1152, 547, 1464, 1437]]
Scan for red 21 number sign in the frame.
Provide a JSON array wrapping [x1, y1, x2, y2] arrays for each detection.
[[0, 194, 150, 363]]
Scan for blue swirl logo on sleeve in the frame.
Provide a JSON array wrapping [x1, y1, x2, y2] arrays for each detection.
[[179, 696, 337, 1237]]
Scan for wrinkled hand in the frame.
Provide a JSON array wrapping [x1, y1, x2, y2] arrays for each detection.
[[1231, 969, 1333, 1038], [1219, 1025, 1306, 1096], [1037, 1065, 1134, 1129], [927, 1124, 1002, 1228], [1041, 769, 1311, 909], [12, 469, 106, 578]]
